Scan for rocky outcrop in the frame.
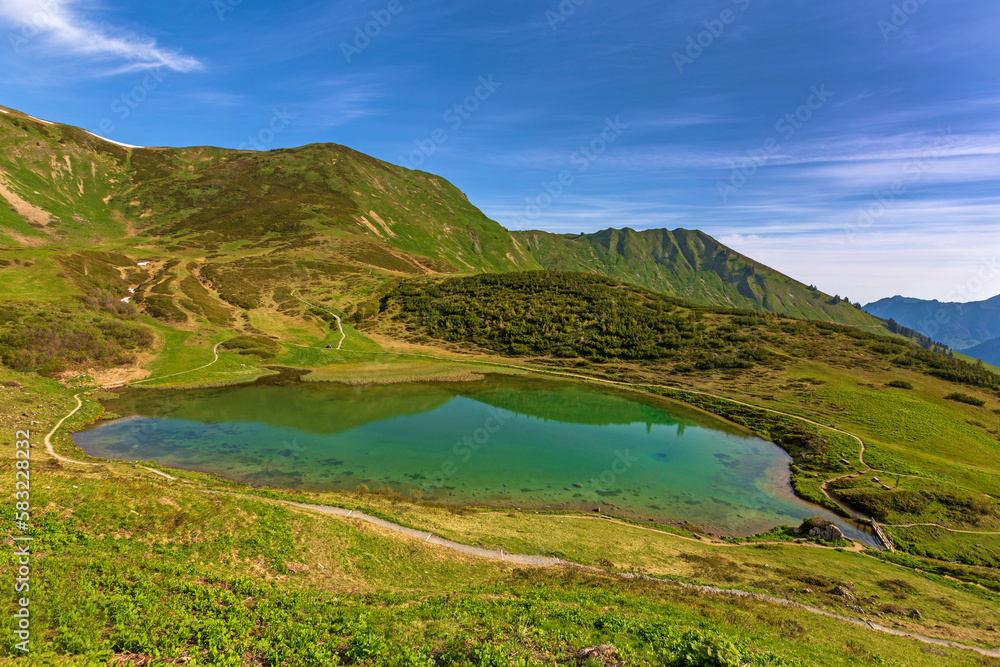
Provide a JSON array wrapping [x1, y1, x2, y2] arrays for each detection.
[[808, 523, 845, 541], [799, 515, 845, 542], [831, 585, 856, 600], [577, 644, 624, 666]]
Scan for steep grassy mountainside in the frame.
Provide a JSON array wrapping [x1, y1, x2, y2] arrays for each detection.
[[4, 105, 1000, 663], [0, 104, 537, 273], [0, 104, 886, 328], [515, 227, 882, 326], [864, 294, 1000, 350], [379, 271, 1000, 523], [0, 109, 132, 245], [122, 143, 539, 274]]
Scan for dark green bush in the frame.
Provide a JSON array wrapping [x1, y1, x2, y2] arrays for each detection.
[[221, 335, 281, 359], [945, 392, 986, 407], [0, 303, 154, 374]]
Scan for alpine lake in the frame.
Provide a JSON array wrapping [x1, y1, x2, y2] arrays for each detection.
[[72, 371, 872, 543]]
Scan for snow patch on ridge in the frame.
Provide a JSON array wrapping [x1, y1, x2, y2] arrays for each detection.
[[84, 130, 144, 149]]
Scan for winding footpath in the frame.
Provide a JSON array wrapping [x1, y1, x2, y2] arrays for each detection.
[[43, 394, 92, 466], [883, 522, 1000, 535], [389, 353, 1000, 538], [44, 341, 224, 465], [40, 346, 1000, 658], [130, 342, 222, 385], [291, 290, 345, 350], [234, 495, 1000, 660], [362, 351, 893, 532], [48, 339, 1000, 545]]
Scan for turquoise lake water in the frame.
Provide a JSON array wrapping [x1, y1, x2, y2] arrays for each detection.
[[72, 372, 871, 541]]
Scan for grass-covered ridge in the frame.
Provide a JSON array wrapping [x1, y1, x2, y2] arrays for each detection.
[[4, 441, 998, 666], [3, 105, 1000, 664], [515, 227, 883, 327], [1, 103, 888, 327], [0, 298, 153, 375], [378, 271, 1000, 541], [381, 272, 997, 392]]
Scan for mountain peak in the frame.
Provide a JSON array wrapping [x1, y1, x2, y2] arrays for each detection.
[[0, 103, 879, 328]]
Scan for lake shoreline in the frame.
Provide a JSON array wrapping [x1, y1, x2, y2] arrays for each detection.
[[72, 371, 873, 543]]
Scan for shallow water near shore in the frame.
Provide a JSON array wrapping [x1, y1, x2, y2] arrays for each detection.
[[73, 372, 872, 542]]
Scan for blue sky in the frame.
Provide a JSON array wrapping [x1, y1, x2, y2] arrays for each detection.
[[0, 0, 997, 303]]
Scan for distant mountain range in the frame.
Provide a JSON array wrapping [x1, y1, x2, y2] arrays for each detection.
[[0, 103, 880, 329], [864, 294, 1000, 365]]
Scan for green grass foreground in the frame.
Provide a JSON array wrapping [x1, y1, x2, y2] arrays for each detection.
[[0, 117, 998, 664], [3, 459, 998, 666]]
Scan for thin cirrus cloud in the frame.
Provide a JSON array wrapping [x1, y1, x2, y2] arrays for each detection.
[[0, 0, 201, 73]]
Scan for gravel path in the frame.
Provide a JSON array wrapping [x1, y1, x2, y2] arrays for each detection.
[[43, 394, 93, 466], [292, 290, 345, 350], [279, 498, 1000, 659], [883, 522, 1000, 535], [130, 342, 222, 385]]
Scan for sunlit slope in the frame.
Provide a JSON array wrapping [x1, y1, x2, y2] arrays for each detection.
[[0, 106, 132, 245], [0, 105, 537, 273], [516, 227, 883, 326], [1, 103, 879, 329], [122, 142, 539, 273]]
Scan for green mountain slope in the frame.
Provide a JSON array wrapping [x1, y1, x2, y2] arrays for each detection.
[[0, 104, 877, 329], [0, 104, 537, 274], [514, 227, 881, 326], [0, 108, 132, 245], [4, 107, 1000, 661]]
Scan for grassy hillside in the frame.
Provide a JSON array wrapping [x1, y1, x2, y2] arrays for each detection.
[[961, 336, 1000, 368], [3, 106, 1000, 665], [0, 109, 131, 246], [515, 227, 883, 327], [7, 427, 997, 665], [0, 104, 887, 331], [377, 272, 1000, 563], [0, 104, 537, 275], [8, 312, 1000, 664]]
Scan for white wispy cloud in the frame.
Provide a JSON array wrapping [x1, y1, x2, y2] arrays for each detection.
[[0, 0, 202, 73]]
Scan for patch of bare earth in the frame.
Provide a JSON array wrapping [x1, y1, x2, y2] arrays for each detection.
[[0, 172, 54, 229]]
